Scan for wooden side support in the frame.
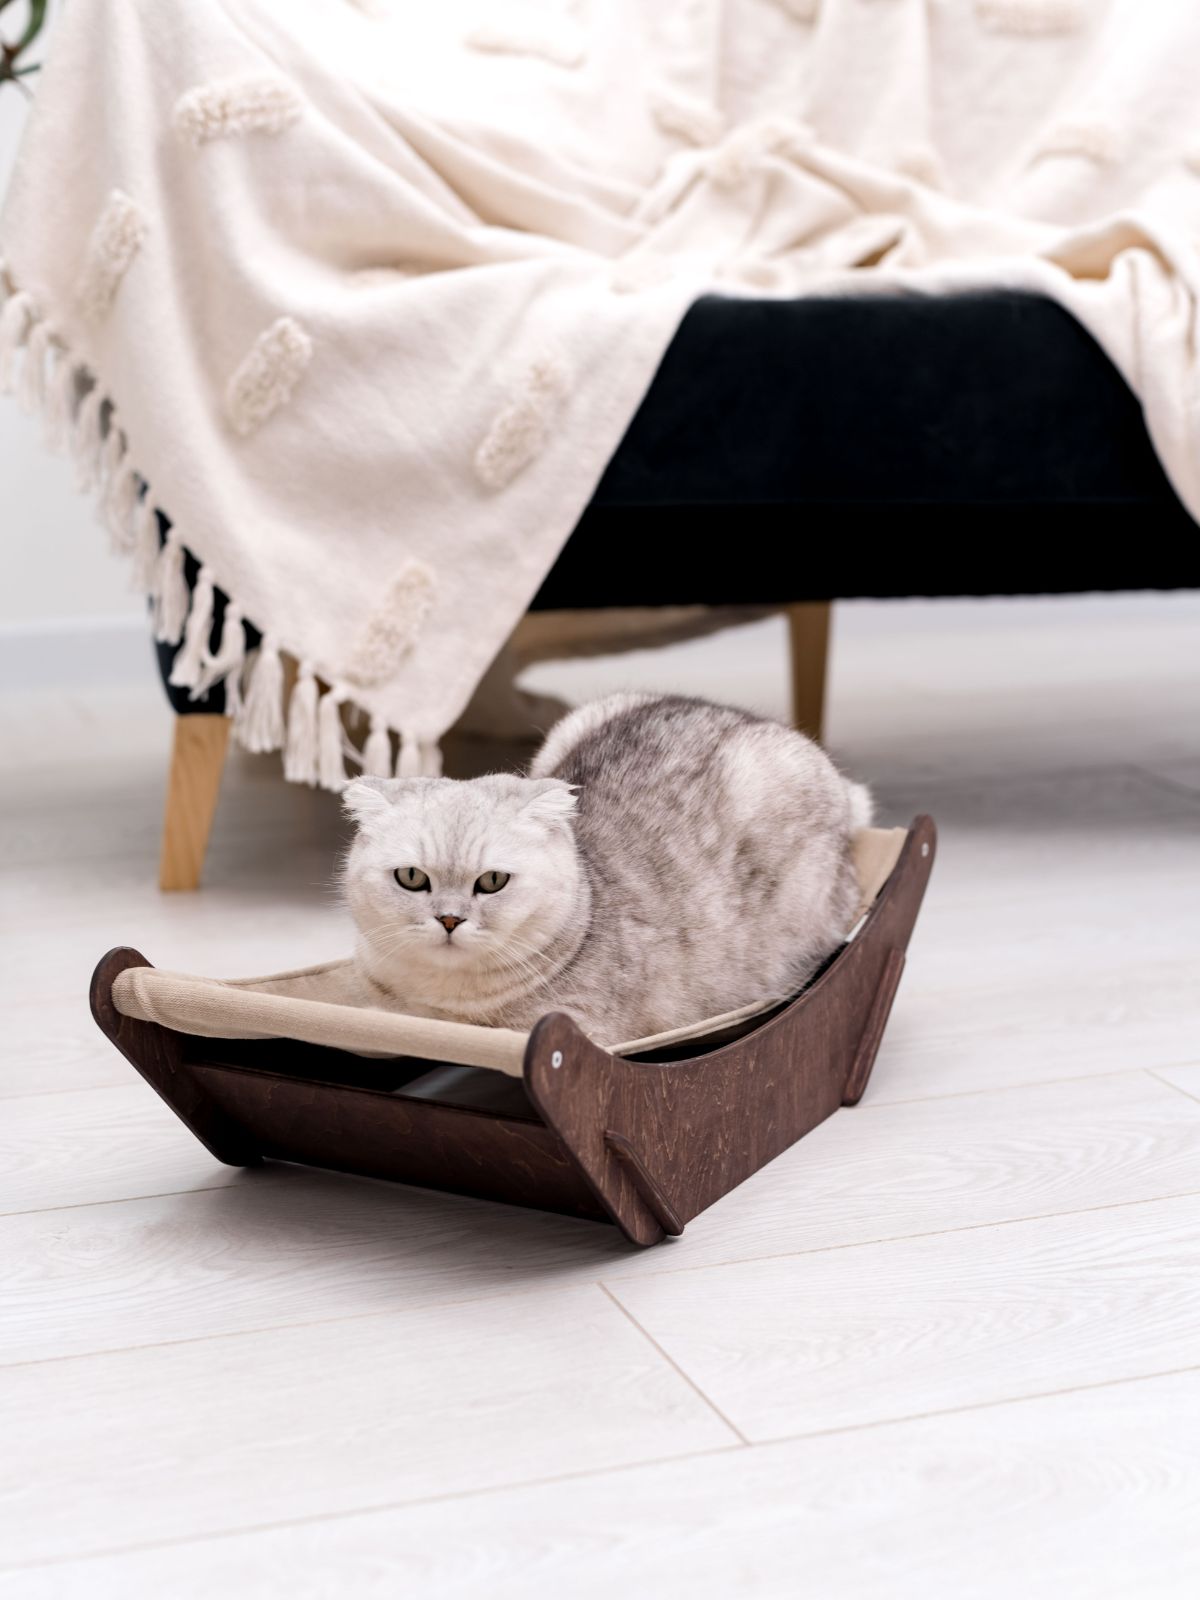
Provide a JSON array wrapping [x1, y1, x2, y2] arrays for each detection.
[[842, 948, 906, 1106], [89, 947, 261, 1168], [786, 601, 831, 743], [159, 714, 230, 892], [604, 1131, 685, 1236], [527, 815, 936, 1246]]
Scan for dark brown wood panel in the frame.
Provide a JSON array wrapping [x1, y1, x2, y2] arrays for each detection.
[[89, 947, 261, 1170], [192, 1060, 606, 1222]]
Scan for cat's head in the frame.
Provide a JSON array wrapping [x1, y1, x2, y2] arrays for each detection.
[[341, 774, 582, 984]]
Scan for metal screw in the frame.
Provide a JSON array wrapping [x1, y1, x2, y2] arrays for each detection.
[[921, 842, 929, 858], [551, 1050, 563, 1069]]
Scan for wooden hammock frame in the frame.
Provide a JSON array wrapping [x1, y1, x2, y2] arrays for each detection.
[[90, 814, 935, 1247]]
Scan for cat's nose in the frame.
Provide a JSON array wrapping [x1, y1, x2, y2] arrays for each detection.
[[437, 914, 464, 933]]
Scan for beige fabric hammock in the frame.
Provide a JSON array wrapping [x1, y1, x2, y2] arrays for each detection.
[[111, 827, 906, 1077]]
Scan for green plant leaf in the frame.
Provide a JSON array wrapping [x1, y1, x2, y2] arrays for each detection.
[[13, 0, 48, 53]]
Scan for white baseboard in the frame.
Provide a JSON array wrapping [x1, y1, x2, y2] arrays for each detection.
[[0, 612, 155, 689]]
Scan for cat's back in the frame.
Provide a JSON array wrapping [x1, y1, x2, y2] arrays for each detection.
[[530, 692, 853, 845], [530, 694, 866, 1029]]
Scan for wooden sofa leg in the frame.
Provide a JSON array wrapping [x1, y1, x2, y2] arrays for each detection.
[[159, 715, 230, 892], [786, 601, 831, 742]]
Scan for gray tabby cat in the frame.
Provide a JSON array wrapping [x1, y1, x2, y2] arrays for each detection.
[[343, 693, 871, 1043]]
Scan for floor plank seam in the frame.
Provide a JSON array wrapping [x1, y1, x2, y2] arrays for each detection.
[[597, 1281, 750, 1446], [752, 1360, 1200, 1450], [6, 1362, 1197, 1577], [1146, 1068, 1200, 1107], [6, 1188, 1200, 1371], [587, 1188, 1200, 1287], [856, 1064, 1156, 1110], [0, 1183, 233, 1221], [0, 1440, 750, 1576]]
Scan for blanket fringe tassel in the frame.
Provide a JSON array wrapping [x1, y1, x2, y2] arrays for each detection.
[[284, 663, 320, 786], [318, 685, 348, 790], [362, 716, 393, 777], [0, 267, 428, 790]]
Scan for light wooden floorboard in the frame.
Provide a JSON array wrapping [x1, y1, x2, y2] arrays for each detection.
[[606, 1194, 1200, 1441], [0, 1003, 131, 1099], [0, 1085, 246, 1215], [873, 956, 1200, 1101], [9, 1366, 1195, 1598], [0, 1172, 628, 1365], [5, 1071, 1198, 1364], [0, 1284, 735, 1567]]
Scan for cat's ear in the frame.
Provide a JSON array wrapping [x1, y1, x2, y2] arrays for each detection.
[[342, 777, 395, 824], [521, 778, 579, 825]]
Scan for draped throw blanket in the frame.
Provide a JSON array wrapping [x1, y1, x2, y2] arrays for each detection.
[[2, 0, 1199, 783]]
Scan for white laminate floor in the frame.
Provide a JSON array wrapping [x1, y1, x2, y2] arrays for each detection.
[[2, 593, 1199, 1597]]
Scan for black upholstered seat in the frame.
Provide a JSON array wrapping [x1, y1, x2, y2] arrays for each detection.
[[538, 290, 1198, 606]]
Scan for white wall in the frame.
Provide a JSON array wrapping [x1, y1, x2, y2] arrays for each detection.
[[1, 65, 142, 634]]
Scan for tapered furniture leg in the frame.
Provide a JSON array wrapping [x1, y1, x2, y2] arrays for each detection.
[[159, 714, 230, 892], [786, 601, 831, 742]]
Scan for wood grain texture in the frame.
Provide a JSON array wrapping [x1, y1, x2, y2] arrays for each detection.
[[7, 1369, 1198, 1598], [0, 1285, 736, 1567], [1153, 1063, 1200, 1104], [862, 871, 1200, 1102], [192, 1051, 605, 1224], [0, 1003, 130, 1098], [606, 1194, 1200, 1441], [0, 1170, 628, 1366], [0, 1083, 245, 1216], [785, 600, 831, 741], [6, 1071, 1194, 1366], [158, 714, 230, 892], [874, 957, 1200, 1102]]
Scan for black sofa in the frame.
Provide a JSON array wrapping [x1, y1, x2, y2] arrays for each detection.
[[150, 289, 1198, 886]]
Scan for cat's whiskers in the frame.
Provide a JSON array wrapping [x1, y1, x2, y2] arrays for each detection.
[[482, 944, 556, 994]]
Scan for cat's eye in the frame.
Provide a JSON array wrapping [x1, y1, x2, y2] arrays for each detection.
[[394, 867, 430, 892], [474, 870, 510, 895]]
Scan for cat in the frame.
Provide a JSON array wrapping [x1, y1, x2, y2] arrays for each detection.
[[342, 692, 872, 1043]]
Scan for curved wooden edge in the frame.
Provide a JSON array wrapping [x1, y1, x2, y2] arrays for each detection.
[[524, 815, 937, 1248], [524, 1013, 667, 1248], [90, 947, 261, 1168]]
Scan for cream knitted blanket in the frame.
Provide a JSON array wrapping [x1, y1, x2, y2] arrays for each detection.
[[2, 0, 1198, 783]]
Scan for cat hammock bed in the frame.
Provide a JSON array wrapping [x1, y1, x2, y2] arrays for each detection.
[[89, 815, 935, 1247]]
